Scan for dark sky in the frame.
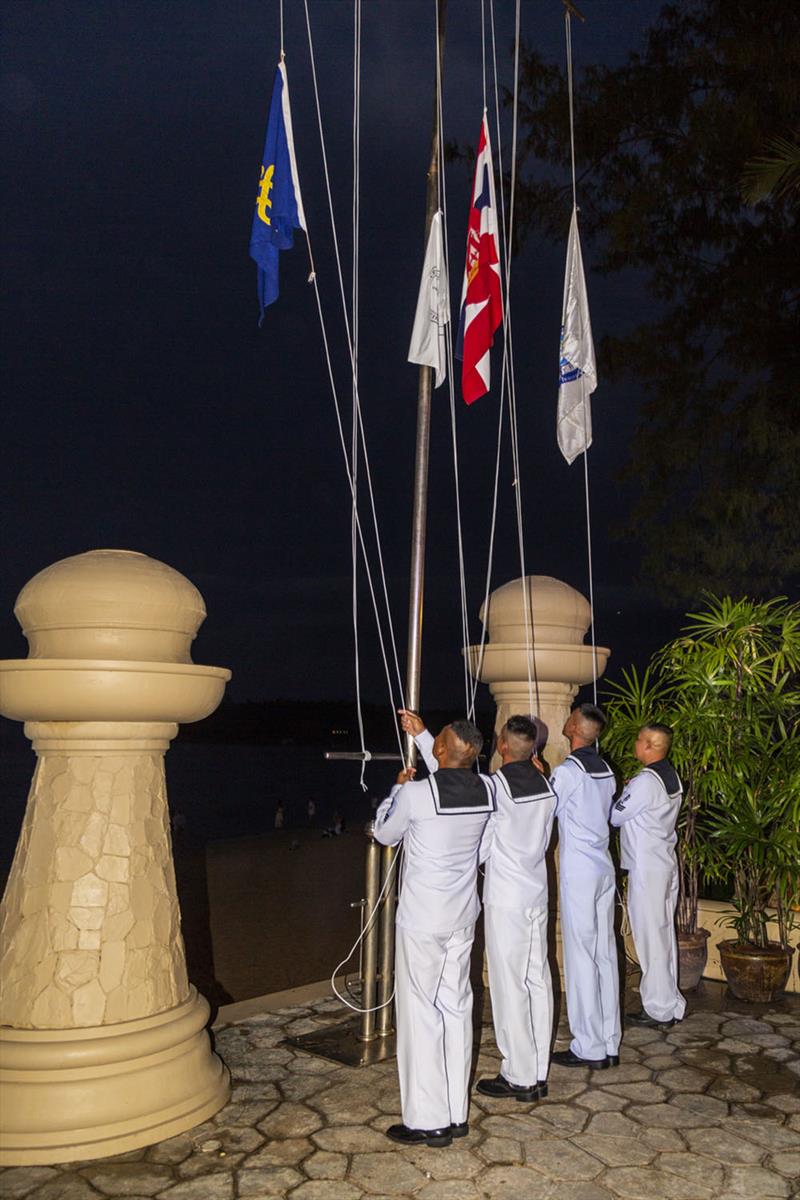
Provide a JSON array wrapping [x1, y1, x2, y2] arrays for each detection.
[[1, 0, 670, 710]]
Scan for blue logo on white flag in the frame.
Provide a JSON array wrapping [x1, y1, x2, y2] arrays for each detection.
[[250, 61, 306, 321]]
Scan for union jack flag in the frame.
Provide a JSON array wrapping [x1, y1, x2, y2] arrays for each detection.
[[455, 114, 503, 405]]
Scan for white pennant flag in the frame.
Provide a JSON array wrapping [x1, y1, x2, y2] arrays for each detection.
[[557, 207, 597, 464], [408, 210, 450, 388]]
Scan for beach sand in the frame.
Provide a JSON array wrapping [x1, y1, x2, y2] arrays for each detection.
[[174, 827, 368, 1006]]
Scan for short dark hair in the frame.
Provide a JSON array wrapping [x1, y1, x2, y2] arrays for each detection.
[[577, 702, 607, 733], [450, 719, 484, 754], [505, 715, 537, 743], [642, 722, 673, 749]]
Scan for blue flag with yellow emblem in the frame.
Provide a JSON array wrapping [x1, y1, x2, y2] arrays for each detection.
[[250, 59, 306, 321]]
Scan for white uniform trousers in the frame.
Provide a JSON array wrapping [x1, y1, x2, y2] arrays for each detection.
[[395, 923, 475, 1130], [628, 869, 686, 1023], [560, 873, 621, 1060], [485, 904, 552, 1086]]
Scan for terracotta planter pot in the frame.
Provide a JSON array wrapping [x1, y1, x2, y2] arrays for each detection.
[[678, 928, 710, 991], [718, 939, 794, 1002]]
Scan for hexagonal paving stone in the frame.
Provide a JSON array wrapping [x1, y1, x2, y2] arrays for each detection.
[[311, 1082, 379, 1124], [683, 1126, 764, 1164], [765, 1093, 800, 1114], [158, 1176, 234, 1200], [401, 1146, 481, 1179], [478, 1164, 553, 1199], [79, 1162, 173, 1195], [236, 1166, 305, 1196], [638, 1128, 685, 1153], [525, 1137, 604, 1180], [530, 1103, 589, 1136], [25, 1180, 118, 1200], [768, 1151, 800, 1177], [290, 1182, 364, 1200], [605, 1082, 668, 1104], [722, 1165, 791, 1197], [481, 1115, 549, 1144], [602, 1165, 716, 1199], [303, 1151, 348, 1180], [586, 1113, 642, 1138], [0, 1167, 60, 1198], [576, 1090, 628, 1113], [657, 1151, 724, 1193], [668, 1093, 729, 1121], [257, 1101, 323, 1138], [416, 1181, 482, 1200], [725, 1119, 800, 1152], [312, 1126, 391, 1154], [349, 1151, 427, 1194], [479, 1136, 524, 1164], [706, 1076, 761, 1102], [245, 1137, 312, 1167], [626, 1104, 695, 1129], [656, 1067, 712, 1093], [571, 1134, 655, 1168], [279, 1073, 335, 1103], [599, 1064, 652, 1085]]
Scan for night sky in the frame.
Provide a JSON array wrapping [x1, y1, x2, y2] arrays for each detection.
[[1, 0, 669, 711]]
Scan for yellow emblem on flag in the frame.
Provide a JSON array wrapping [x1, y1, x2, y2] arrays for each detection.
[[256, 164, 275, 226]]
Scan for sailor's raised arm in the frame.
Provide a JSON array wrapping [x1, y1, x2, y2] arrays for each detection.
[[374, 768, 416, 846], [610, 773, 652, 826], [398, 709, 437, 773]]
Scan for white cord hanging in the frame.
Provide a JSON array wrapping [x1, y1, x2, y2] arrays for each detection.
[[302, 1, 409, 761], [330, 847, 403, 1013], [565, 9, 599, 704]]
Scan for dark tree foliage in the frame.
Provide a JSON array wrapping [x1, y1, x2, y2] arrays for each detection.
[[515, 0, 799, 602]]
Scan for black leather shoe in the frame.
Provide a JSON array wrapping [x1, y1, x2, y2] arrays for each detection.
[[606, 1054, 620, 1067], [450, 1121, 469, 1138], [626, 1010, 675, 1029], [537, 1080, 548, 1098], [476, 1074, 539, 1102], [551, 1049, 609, 1070], [385, 1123, 453, 1147]]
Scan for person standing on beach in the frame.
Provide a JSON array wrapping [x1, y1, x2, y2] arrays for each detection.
[[373, 719, 494, 1148], [549, 703, 620, 1070], [611, 724, 686, 1029], [274, 802, 285, 830], [400, 709, 557, 1102]]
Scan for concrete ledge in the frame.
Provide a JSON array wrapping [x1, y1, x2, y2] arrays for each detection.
[[215, 977, 337, 1026]]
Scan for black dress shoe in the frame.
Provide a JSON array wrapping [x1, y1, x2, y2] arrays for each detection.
[[450, 1121, 469, 1138], [476, 1074, 539, 1102], [606, 1054, 620, 1067], [385, 1123, 453, 1147], [626, 1010, 675, 1029], [537, 1079, 548, 1098], [551, 1048, 609, 1070]]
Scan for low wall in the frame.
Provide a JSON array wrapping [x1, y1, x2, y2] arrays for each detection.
[[623, 898, 799, 994]]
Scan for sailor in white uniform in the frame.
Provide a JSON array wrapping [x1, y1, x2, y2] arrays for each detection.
[[400, 710, 557, 1103], [610, 723, 686, 1028], [373, 719, 495, 1148], [549, 703, 621, 1069]]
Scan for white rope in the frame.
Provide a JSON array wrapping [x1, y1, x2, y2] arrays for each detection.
[[330, 847, 402, 1013], [279, 0, 284, 57], [303, 2, 408, 754], [351, 0, 367, 788], [487, 0, 541, 718], [431, 0, 472, 717], [305, 0, 407, 719], [565, 9, 599, 703]]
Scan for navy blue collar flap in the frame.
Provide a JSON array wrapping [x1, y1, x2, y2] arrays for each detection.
[[429, 771, 495, 815], [644, 759, 682, 797], [498, 760, 555, 802], [568, 745, 614, 780]]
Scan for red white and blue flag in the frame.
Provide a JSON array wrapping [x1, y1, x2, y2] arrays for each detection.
[[456, 114, 503, 405]]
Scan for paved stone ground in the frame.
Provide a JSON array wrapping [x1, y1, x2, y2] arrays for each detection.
[[2, 981, 799, 1200]]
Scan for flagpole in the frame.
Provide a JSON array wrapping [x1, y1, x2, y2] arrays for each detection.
[[375, 0, 447, 1038]]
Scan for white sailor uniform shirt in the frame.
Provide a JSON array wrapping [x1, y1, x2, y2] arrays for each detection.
[[550, 746, 616, 875], [610, 759, 683, 869]]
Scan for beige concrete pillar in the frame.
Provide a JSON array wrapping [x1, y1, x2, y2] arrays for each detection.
[[467, 575, 609, 767], [467, 575, 611, 984], [0, 550, 232, 1165]]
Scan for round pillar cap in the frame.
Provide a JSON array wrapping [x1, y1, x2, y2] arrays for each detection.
[[14, 550, 206, 664], [480, 576, 591, 646]]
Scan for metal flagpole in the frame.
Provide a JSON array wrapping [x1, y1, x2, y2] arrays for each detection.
[[375, 0, 447, 1040]]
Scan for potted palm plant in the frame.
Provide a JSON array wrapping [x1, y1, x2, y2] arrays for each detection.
[[604, 594, 800, 997]]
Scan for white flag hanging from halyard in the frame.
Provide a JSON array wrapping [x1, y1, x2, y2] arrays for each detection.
[[408, 210, 450, 388], [557, 207, 597, 464]]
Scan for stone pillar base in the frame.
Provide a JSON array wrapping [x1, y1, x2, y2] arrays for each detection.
[[0, 987, 229, 1166]]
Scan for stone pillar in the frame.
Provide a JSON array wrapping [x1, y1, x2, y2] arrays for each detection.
[[0, 550, 232, 1165], [467, 575, 610, 767]]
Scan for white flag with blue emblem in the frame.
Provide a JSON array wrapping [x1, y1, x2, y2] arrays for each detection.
[[557, 207, 596, 464], [408, 210, 450, 388]]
